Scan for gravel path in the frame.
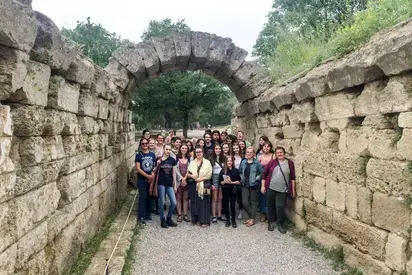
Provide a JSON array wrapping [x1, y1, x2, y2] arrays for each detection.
[[131, 214, 339, 275]]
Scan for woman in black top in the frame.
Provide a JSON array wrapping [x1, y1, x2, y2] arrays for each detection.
[[155, 144, 178, 228], [219, 156, 241, 228]]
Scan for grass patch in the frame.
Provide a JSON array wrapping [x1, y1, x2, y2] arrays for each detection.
[[65, 199, 127, 275], [391, 126, 403, 147], [121, 223, 143, 275], [407, 161, 412, 173], [289, 224, 363, 275], [269, 0, 412, 82]]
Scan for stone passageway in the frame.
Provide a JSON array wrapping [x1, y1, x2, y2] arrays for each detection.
[[131, 215, 339, 275]]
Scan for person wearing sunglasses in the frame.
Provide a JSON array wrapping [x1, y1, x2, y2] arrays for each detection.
[[135, 138, 157, 224]]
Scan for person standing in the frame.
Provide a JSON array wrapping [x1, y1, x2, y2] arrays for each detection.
[[209, 144, 226, 223], [222, 143, 231, 157], [135, 138, 156, 224], [165, 130, 175, 145], [232, 143, 244, 220], [204, 133, 214, 157], [237, 130, 251, 148], [171, 137, 182, 159], [154, 144, 178, 228], [176, 144, 191, 223], [238, 140, 247, 158], [212, 130, 222, 145], [155, 134, 164, 159], [138, 129, 151, 152], [257, 141, 275, 223], [256, 135, 270, 156], [187, 146, 213, 227], [220, 131, 228, 143], [186, 140, 195, 159], [219, 156, 241, 228], [239, 147, 263, 227], [261, 147, 296, 234]]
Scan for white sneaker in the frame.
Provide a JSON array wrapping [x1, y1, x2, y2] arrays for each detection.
[[237, 211, 243, 220]]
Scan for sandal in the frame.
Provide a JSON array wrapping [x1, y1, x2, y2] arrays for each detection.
[[243, 219, 251, 224], [177, 215, 182, 222], [247, 220, 255, 227], [201, 223, 209, 228], [183, 215, 191, 222]]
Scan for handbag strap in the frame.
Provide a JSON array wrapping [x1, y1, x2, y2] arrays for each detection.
[[277, 160, 289, 190], [196, 159, 203, 175]]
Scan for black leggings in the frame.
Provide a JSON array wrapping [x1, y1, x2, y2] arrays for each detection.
[[222, 187, 237, 221], [266, 189, 288, 225], [236, 186, 243, 210]]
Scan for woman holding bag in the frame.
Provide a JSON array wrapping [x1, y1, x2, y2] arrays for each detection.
[[187, 146, 213, 227], [239, 147, 263, 227], [175, 144, 191, 222], [261, 146, 296, 234]]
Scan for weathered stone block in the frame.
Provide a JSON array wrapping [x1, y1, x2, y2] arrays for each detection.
[[0, 172, 15, 204], [14, 182, 60, 239], [0, 46, 28, 100], [399, 112, 412, 128], [14, 166, 43, 195], [189, 31, 214, 70], [304, 199, 333, 232], [378, 75, 412, 114], [357, 186, 372, 224], [315, 92, 358, 121], [372, 192, 410, 235], [0, 105, 12, 137], [18, 136, 44, 166], [60, 151, 99, 175], [285, 208, 307, 231], [233, 61, 263, 88], [282, 124, 305, 139], [345, 184, 357, 219], [269, 108, 290, 127], [61, 112, 81, 136], [326, 180, 346, 212], [345, 128, 369, 156], [362, 114, 395, 129], [98, 98, 109, 120], [273, 86, 298, 109], [9, 60, 51, 106], [113, 45, 147, 83], [0, 244, 16, 274], [343, 244, 392, 275], [48, 76, 80, 113], [42, 159, 64, 184], [368, 129, 397, 159], [57, 169, 87, 204], [43, 109, 64, 136], [78, 116, 99, 135], [78, 90, 98, 117], [0, 0, 37, 52], [397, 128, 412, 160], [366, 158, 412, 196], [62, 135, 86, 157], [333, 211, 387, 259], [385, 233, 408, 271], [294, 65, 329, 101], [30, 11, 77, 71], [204, 36, 233, 75], [0, 201, 15, 255], [277, 138, 301, 156], [104, 58, 130, 90], [288, 101, 318, 124], [354, 80, 385, 116], [312, 177, 326, 204], [62, 54, 95, 88], [151, 35, 176, 72], [234, 73, 272, 102], [135, 40, 160, 77], [307, 225, 342, 250], [16, 221, 48, 268], [219, 45, 248, 78], [15, 248, 52, 275], [43, 135, 65, 162], [172, 32, 191, 70], [91, 65, 113, 100], [0, 137, 14, 174]]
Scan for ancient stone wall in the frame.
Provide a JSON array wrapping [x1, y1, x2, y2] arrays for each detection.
[[232, 20, 412, 275], [0, 1, 137, 273]]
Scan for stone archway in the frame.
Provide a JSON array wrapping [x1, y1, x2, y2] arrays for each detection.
[[105, 31, 273, 104]]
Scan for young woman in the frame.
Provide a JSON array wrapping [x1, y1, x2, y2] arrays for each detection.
[[222, 142, 231, 157], [135, 138, 156, 224], [209, 144, 226, 223], [238, 140, 247, 158], [165, 130, 175, 145], [155, 134, 164, 159], [196, 138, 205, 151], [171, 137, 182, 159], [220, 131, 228, 143], [212, 130, 222, 145], [232, 143, 244, 220], [138, 129, 151, 152], [225, 134, 237, 147], [219, 156, 241, 228], [176, 144, 191, 223], [187, 146, 213, 227], [186, 140, 194, 159], [257, 141, 275, 223], [261, 147, 296, 234], [154, 144, 178, 228], [148, 138, 156, 154], [239, 147, 263, 227], [256, 135, 270, 156]]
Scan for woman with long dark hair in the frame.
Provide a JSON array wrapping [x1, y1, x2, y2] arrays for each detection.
[[257, 141, 275, 223], [135, 138, 156, 224], [154, 144, 178, 228], [256, 135, 270, 156], [187, 146, 213, 227], [219, 156, 241, 228], [186, 140, 194, 159], [176, 144, 191, 223], [222, 142, 231, 157], [239, 147, 263, 227], [209, 144, 226, 223], [232, 143, 244, 220], [212, 130, 222, 145], [238, 140, 247, 158]]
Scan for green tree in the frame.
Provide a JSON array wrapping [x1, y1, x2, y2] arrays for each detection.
[[252, 0, 370, 64], [62, 17, 131, 67], [134, 18, 235, 137]]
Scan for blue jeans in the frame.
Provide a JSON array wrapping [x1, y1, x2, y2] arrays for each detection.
[[158, 185, 177, 219], [137, 177, 152, 220]]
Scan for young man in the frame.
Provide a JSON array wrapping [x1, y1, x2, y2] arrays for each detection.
[[165, 130, 175, 145], [204, 133, 214, 157], [237, 130, 251, 148]]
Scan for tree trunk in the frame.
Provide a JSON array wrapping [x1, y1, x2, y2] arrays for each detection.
[[183, 111, 189, 138]]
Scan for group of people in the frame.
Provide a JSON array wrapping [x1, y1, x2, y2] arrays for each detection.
[[134, 128, 296, 234]]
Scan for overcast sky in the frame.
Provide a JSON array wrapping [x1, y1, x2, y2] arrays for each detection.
[[32, 0, 273, 59]]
